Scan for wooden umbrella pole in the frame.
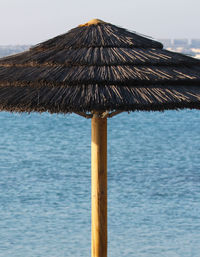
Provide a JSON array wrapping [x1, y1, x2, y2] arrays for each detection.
[[91, 113, 107, 257]]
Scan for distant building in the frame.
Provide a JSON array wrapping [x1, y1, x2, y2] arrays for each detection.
[[190, 39, 200, 48], [173, 39, 188, 47]]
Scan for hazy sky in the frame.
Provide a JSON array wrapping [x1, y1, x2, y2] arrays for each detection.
[[0, 0, 200, 45]]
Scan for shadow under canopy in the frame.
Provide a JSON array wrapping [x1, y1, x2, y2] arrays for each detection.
[[0, 19, 200, 257]]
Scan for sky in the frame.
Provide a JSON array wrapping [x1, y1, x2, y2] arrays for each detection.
[[0, 0, 200, 45]]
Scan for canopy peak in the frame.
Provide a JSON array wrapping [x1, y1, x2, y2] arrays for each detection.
[[79, 18, 106, 27]]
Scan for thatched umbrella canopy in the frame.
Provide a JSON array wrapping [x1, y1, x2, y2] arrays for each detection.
[[1, 19, 200, 257], [1, 19, 200, 114]]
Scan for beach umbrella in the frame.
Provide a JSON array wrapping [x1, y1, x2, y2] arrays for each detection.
[[1, 19, 200, 257]]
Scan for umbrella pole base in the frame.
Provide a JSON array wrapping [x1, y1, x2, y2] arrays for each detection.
[[91, 114, 107, 257]]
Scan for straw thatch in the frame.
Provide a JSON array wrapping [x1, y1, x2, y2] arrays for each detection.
[[0, 19, 200, 114]]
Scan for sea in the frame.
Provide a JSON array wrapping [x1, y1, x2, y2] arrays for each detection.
[[0, 110, 200, 257]]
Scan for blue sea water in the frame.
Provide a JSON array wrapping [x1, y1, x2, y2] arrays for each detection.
[[0, 110, 200, 257]]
